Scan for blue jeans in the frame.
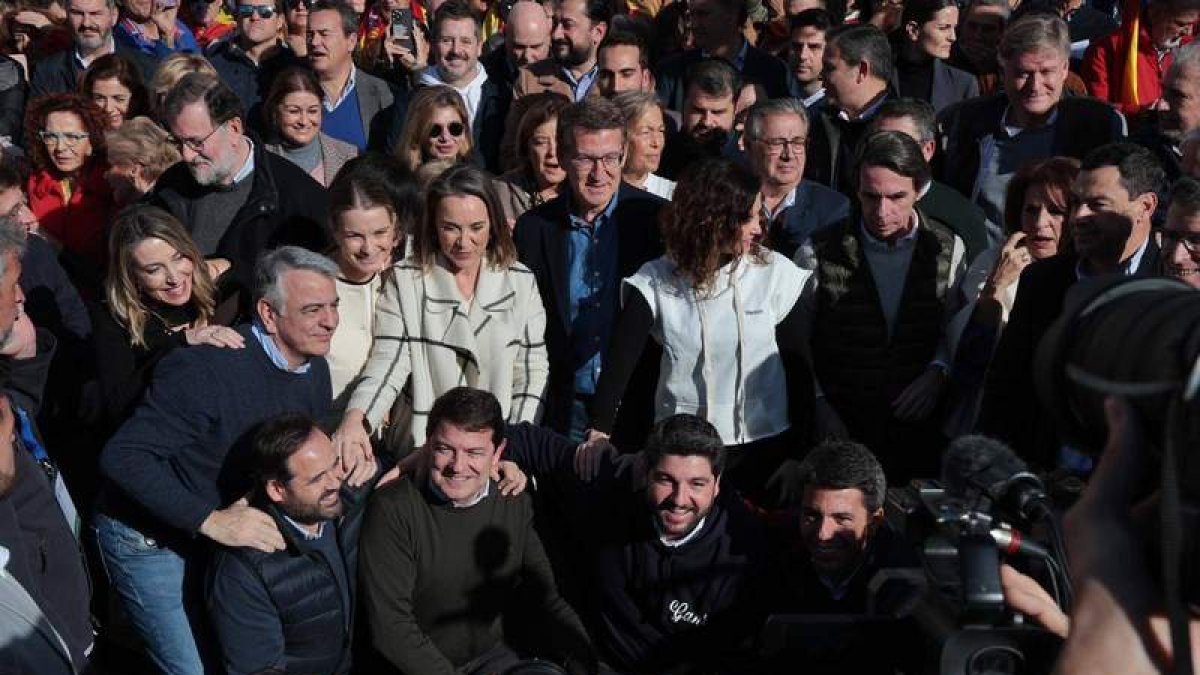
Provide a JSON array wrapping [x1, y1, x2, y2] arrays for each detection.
[[93, 514, 205, 675]]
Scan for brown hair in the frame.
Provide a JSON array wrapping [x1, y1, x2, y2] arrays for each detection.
[[413, 163, 516, 270], [661, 158, 764, 293], [106, 204, 217, 348], [1003, 156, 1080, 248], [81, 53, 150, 123], [513, 92, 570, 176], [393, 86, 473, 172], [23, 93, 108, 174], [263, 65, 324, 141]]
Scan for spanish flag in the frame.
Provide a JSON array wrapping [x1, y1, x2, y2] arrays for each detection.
[[1119, 0, 1148, 108]]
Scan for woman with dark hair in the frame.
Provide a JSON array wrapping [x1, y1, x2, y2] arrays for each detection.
[[493, 92, 570, 223], [24, 92, 115, 280], [893, 0, 978, 112], [334, 163, 548, 457], [90, 204, 240, 430], [263, 66, 359, 187], [81, 53, 149, 129], [393, 85, 473, 173], [945, 156, 1080, 433], [586, 158, 811, 503], [325, 154, 419, 410]]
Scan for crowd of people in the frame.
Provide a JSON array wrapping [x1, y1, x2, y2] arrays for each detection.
[[0, 0, 1198, 670]]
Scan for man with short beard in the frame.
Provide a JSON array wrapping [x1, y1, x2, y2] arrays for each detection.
[[30, 0, 156, 97], [512, 0, 609, 101], [208, 414, 377, 675], [149, 72, 329, 293], [658, 58, 739, 180], [501, 413, 769, 673]]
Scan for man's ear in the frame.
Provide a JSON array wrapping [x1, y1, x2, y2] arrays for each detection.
[[1138, 191, 1159, 224], [264, 479, 287, 504], [868, 507, 885, 534], [856, 60, 871, 84], [904, 20, 920, 43], [257, 297, 279, 334]]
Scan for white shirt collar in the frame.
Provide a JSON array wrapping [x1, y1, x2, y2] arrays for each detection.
[[74, 36, 115, 68], [282, 514, 326, 541], [231, 138, 255, 184], [801, 87, 825, 108], [323, 66, 358, 112], [656, 516, 707, 548], [762, 184, 799, 221], [1000, 105, 1060, 138], [428, 477, 491, 508]]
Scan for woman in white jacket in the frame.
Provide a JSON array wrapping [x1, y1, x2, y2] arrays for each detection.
[[335, 163, 550, 457], [586, 158, 811, 504]]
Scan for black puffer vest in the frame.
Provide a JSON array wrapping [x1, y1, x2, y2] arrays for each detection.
[[811, 214, 956, 432]]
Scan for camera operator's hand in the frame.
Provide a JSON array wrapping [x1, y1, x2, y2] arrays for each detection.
[[1001, 564, 1069, 638], [1055, 397, 1198, 673], [892, 365, 946, 422]]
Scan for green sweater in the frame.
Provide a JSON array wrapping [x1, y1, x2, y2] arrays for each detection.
[[359, 477, 595, 674]]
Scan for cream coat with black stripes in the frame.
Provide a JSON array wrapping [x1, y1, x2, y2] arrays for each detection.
[[346, 257, 549, 455]]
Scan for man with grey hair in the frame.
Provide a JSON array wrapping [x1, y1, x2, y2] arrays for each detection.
[[1137, 42, 1200, 181], [97, 245, 345, 675], [938, 13, 1126, 226], [150, 72, 329, 294], [742, 98, 848, 259], [30, 0, 156, 97]]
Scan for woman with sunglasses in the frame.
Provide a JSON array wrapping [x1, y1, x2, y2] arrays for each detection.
[[24, 93, 115, 286], [263, 66, 359, 186], [393, 85, 474, 173]]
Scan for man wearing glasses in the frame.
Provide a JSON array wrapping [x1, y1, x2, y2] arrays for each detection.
[[513, 97, 664, 443], [1164, 177, 1200, 288], [742, 98, 847, 260], [149, 72, 329, 295], [207, 0, 300, 129]]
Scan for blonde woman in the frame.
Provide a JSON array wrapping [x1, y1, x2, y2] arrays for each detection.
[[105, 116, 182, 206], [335, 163, 548, 458], [392, 85, 474, 173], [91, 204, 241, 431], [148, 52, 218, 115]]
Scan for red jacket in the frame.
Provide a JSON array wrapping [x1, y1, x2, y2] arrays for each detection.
[[27, 161, 115, 274], [1082, 20, 1192, 116]]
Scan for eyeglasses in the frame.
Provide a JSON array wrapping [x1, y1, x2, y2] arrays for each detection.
[[1162, 229, 1200, 259], [568, 152, 623, 171], [428, 122, 465, 138], [37, 130, 90, 147], [754, 136, 807, 155], [167, 121, 226, 152], [235, 4, 278, 18]]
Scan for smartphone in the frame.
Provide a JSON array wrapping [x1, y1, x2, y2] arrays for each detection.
[[389, 8, 416, 54]]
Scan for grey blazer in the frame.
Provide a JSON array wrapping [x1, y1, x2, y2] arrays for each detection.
[[265, 133, 360, 187], [353, 67, 397, 151], [930, 59, 980, 114]]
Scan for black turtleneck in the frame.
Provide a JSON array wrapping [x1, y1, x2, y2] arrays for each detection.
[[897, 55, 935, 102]]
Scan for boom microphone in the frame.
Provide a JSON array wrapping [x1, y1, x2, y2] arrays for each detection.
[[941, 435, 1053, 524]]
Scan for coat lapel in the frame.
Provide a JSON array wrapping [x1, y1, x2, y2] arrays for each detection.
[[542, 197, 573, 331]]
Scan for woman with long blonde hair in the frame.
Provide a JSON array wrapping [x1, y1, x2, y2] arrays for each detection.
[[92, 204, 241, 430], [392, 85, 474, 172]]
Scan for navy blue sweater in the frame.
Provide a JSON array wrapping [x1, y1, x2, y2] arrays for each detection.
[[99, 325, 331, 534]]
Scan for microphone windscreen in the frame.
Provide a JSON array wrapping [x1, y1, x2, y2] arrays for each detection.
[[941, 435, 1028, 503]]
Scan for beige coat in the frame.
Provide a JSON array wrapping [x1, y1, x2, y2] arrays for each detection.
[[347, 257, 549, 454]]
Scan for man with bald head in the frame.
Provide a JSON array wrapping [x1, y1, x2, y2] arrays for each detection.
[[483, 0, 551, 90]]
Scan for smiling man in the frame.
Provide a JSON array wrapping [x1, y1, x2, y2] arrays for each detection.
[[208, 414, 376, 675], [938, 13, 1126, 226], [150, 72, 329, 292], [1163, 176, 1200, 288], [358, 387, 597, 675]]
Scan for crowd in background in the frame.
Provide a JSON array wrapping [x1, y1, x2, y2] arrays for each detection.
[[0, 0, 1198, 670]]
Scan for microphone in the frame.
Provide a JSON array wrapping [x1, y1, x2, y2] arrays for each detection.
[[990, 527, 1050, 559], [941, 435, 1053, 524]]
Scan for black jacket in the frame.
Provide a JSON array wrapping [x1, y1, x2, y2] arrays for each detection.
[[148, 140, 331, 294], [977, 242, 1161, 467], [936, 93, 1127, 198], [512, 184, 665, 437], [29, 43, 157, 98], [206, 481, 373, 675], [503, 423, 769, 674], [0, 332, 93, 671], [205, 40, 300, 134]]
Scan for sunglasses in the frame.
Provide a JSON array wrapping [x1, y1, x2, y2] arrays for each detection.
[[235, 4, 278, 18], [429, 122, 465, 139], [283, 0, 311, 9]]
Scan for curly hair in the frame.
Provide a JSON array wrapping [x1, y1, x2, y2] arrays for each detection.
[[660, 158, 763, 293], [23, 93, 108, 174]]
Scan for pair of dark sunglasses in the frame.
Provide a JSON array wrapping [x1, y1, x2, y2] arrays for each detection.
[[235, 4, 278, 17], [429, 122, 465, 139]]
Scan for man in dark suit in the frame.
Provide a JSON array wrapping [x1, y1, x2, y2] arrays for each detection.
[[655, 0, 793, 113], [805, 24, 893, 194], [743, 98, 848, 260], [513, 97, 664, 440], [977, 143, 1164, 468], [872, 97, 994, 262], [31, 0, 158, 97], [480, 0, 551, 91], [414, 0, 509, 173], [937, 14, 1126, 226]]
